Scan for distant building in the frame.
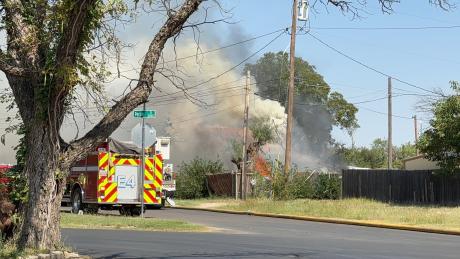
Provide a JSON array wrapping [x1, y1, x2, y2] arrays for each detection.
[[402, 155, 440, 170]]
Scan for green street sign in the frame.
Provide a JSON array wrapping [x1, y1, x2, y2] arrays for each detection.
[[134, 110, 156, 118]]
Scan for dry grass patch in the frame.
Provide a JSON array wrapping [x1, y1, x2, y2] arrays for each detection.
[[176, 198, 460, 231]]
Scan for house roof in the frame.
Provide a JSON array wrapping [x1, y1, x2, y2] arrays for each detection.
[[401, 154, 426, 162]]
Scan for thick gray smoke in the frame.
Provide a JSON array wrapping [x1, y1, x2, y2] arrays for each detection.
[[58, 31, 340, 171]]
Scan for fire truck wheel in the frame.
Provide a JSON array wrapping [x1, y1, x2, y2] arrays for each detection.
[[71, 188, 82, 214], [131, 207, 141, 216], [84, 205, 99, 214], [119, 206, 131, 216]]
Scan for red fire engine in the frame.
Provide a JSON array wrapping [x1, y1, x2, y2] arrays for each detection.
[[63, 138, 164, 216]]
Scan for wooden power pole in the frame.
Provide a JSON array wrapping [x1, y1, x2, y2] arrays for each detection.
[[241, 70, 250, 200], [387, 77, 393, 169], [284, 0, 298, 175], [413, 115, 419, 155]]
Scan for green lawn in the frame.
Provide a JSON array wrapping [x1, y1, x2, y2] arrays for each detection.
[[176, 198, 460, 231], [61, 213, 206, 232]]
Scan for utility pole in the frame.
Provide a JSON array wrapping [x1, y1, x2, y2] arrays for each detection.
[[413, 115, 419, 155], [284, 0, 298, 175], [387, 77, 393, 169], [241, 70, 250, 200]]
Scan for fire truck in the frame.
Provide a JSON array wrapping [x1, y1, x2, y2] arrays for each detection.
[[63, 138, 167, 216], [154, 137, 176, 202]]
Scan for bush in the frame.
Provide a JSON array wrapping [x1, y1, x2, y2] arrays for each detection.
[[175, 158, 223, 199], [251, 159, 341, 200], [312, 174, 341, 200], [0, 189, 15, 240], [251, 174, 272, 198], [287, 172, 314, 199]]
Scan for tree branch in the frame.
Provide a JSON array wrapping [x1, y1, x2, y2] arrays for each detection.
[[62, 0, 205, 166], [55, 0, 98, 71]]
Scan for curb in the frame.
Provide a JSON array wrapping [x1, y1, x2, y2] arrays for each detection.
[[171, 205, 460, 237]]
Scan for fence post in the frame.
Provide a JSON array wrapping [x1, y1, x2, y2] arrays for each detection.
[[389, 184, 392, 203]]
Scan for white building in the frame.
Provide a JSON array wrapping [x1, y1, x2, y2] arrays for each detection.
[[402, 155, 440, 170]]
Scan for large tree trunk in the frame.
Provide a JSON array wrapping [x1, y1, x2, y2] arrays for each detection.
[[18, 124, 66, 250]]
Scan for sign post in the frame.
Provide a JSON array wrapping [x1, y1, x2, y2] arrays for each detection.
[[132, 106, 156, 218]]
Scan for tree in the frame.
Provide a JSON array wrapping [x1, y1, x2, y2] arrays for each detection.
[[0, 0, 207, 249], [230, 116, 277, 170], [339, 138, 417, 169], [244, 51, 358, 153], [418, 82, 460, 173]]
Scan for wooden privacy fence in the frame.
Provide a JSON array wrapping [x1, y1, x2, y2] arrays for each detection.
[[206, 173, 233, 196], [342, 169, 460, 205], [206, 172, 254, 197]]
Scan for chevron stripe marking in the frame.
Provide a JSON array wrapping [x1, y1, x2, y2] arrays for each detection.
[[144, 190, 158, 204]]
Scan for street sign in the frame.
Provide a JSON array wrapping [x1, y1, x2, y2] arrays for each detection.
[[133, 110, 156, 118], [131, 123, 156, 148]]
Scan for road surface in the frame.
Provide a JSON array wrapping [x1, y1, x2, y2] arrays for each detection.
[[62, 208, 460, 258]]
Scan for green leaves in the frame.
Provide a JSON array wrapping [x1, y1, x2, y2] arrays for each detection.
[[249, 116, 277, 146], [339, 138, 417, 169], [418, 84, 460, 173], [244, 51, 359, 135], [327, 91, 359, 133], [175, 158, 224, 199]]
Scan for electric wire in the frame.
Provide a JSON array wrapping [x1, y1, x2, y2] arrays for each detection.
[[150, 29, 287, 99], [306, 32, 442, 96], [310, 25, 460, 31]]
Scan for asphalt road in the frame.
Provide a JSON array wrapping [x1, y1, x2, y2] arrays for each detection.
[[62, 208, 460, 259]]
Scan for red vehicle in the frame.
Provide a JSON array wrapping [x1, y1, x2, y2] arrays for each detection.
[[62, 138, 164, 216]]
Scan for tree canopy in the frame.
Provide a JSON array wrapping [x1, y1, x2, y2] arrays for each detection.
[[418, 82, 460, 173], [244, 51, 359, 153], [339, 138, 417, 169]]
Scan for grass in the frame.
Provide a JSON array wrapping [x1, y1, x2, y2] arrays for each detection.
[[0, 214, 203, 258], [0, 240, 70, 259], [60, 213, 206, 232], [175, 198, 460, 231]]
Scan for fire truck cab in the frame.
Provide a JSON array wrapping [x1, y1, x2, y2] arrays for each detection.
[[63, 138, 164, 216]]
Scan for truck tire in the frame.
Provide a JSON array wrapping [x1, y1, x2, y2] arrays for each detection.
[[84, 205, 99, 214], [130, 207, 142, 216], [71, 188, 83, 214], [119, 206, 131, 216]]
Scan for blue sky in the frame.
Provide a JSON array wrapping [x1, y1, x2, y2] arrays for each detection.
[[215, 0, 460, 147]]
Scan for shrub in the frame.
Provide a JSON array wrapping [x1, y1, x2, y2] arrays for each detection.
[[175, 158, 223, 199], [312, 174, 341, 200], [251, 174, 272, 198], [0, 188, 15, 240], [251, 160, 340, 200], [287, 172, 314, 199]]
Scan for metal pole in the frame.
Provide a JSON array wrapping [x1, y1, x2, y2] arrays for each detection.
[[241, 70, 250, 200], [388, 77, 393, 169], [284, 0, 298, 175], [141, 102, 146, 218]]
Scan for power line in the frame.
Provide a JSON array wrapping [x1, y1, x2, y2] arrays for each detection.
[[161, 28, 288, 65], [306, 32, 442, 96], [310, 25, 460, 31], [150, 29, 287, 99], [118, 28, 289, 75], [357, 105, 430, 122]]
